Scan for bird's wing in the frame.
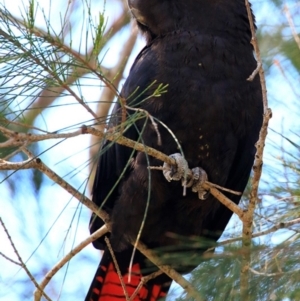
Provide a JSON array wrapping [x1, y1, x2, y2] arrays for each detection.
[[90, 44, 158, 249]]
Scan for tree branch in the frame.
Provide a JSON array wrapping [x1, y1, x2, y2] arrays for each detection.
[[136, 241, 204, 301], [242, 1, 271, 298], [34, 225, 108, 301], [0, 123, 244, 218]]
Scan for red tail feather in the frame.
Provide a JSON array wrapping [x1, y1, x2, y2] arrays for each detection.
[[85, 250, 170, 301]]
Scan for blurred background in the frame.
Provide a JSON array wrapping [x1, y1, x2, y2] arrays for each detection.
[[0, 0, 300, 300]]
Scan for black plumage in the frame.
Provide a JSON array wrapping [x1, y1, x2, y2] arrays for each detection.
[[86, 1, 263, 300]]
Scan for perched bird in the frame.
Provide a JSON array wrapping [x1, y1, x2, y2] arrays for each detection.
[[85, 0, 263, 300]]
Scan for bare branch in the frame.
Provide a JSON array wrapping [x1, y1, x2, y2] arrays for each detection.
[[0, 148, 109, 223], [0, 218, 52, 301], [247, 62, 262, 81], [0, 252, 21, 266], [34, 225, 108, 301], [249, 267, 298, 277], [206, 185, 244, 219], [129, 270, 164, 301], [205, 217, 300, 252], [242, 1, 271, 298], [105, 237, 130, 301], [284, 5, 300, 51], [0, 123, 244, 218], [244, 0, 269, 236], [136, 241, 204, 301]]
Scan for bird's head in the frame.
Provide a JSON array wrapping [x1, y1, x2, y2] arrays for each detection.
[[127, 0, 254, 45], [127, 0, 180, 42]]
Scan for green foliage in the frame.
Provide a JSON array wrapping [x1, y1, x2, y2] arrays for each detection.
[[176, 242, 300, 301]]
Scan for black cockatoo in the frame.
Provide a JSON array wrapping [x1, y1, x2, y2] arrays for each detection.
[[85, 0, 263, 300]]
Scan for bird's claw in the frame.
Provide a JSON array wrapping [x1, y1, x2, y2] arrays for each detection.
[[163, 154, 209, 200], [190, 167, 209, 200], [163, 153, 188, 182]]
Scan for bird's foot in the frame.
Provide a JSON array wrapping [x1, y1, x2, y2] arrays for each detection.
[[163, 153, 209, 200], [163, 153, 189, 182], [188, 167, 209, 200]]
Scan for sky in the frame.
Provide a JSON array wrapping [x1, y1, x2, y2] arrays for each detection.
[[0, 0, 300, 300]]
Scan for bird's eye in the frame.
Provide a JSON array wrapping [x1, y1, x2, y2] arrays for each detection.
[[127, 0, 147, 26], [130, 7, 147, 26]]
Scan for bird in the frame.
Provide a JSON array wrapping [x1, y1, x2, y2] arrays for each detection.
[[85, 0, 263, 300]]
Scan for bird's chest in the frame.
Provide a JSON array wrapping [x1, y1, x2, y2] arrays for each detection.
[[138, 34, 257, 180]]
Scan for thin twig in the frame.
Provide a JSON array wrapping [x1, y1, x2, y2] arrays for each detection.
[[34, 225, 108, 301], [206, 185, 244, 219], [84, 126, 175, 165], [206, 181, 241, 196], [0, 124, 244, 218], [105, 237, 130, 301], [242, 1, 271, 299], [0, 251, 21, 266], [205, 217, 300, 252], [284, 5, 300, 51], [0, 117, 49, 133], [247, 62, 262, 81], [249, 267, 298, 277], [0, 125, 83, 147], [0, 150, 109, 224], [0, 218, 52, 301], [129, 270, 164, 301], [125, 106, 162, 146], [136, 241, 204, 301]]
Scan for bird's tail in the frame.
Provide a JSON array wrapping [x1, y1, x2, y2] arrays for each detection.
[[85, 248, 171, 301]]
